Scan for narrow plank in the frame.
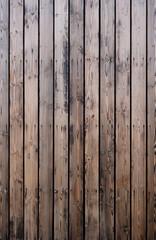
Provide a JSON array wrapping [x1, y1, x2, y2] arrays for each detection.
[[54, 0, 68, 239], [24, 0, 38, 239], [10, 0, 24, 239], [85, 0, 99, 239], [39, 0, 53, 239], [0, 0, 9, 239], [116, 0, 130, 239], [69, 0, 84, 239], [147, 0, 156, 239], [100, 0, 114, 238], [132, 0, 146, 239]]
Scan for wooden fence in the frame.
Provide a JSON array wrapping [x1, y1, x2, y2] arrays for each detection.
[[0, 0, 155, 239]]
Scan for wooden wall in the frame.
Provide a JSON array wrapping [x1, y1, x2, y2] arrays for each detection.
[[0, 0, 155, 239]]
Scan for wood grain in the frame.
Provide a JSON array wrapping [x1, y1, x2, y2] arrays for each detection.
[[100, 0, 114, 239], [0, 1, 154, 239], [85, 0, 99, 239], [69, 0, 84, 239], [24, 0, 38, 239], [54, 0, 68, 239], [39, 0, 53, 239], [10, 0, 24, 239], [0, 0, 9, 239], [116, 0, 130, 239], [132, 0, 146, 239], [147, 0, 156, 239]]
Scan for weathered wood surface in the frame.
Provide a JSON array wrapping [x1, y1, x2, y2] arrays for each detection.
[[100, 0, 114, 239], [147, 0, 156, 239], [39, 0, 53, 239], [69, 0, 84, 239], [132, 0, 146, 239], [54, 0, 68, 239], [85, 0, 99, 239], [0, 0, 8, 239], [24, 0, 38, 239], [10, 0, 24, 239], [116, 0, 130, 239], [0, 0, 154, 239]]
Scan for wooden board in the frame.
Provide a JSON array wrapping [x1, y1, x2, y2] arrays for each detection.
[[24, 0, 38, 239], [85, 0, 99, 239], [10, 0, 24, 239], [132, 0, 146, 239], [69, 0, 84, 239], [39, 0, 53, 239], [0, 1, 155, 239], [147, 0, 156, 239], [0, 0, 9, 239], [116, 0, 130, 239], [54, 0, 68, 239], [100, 0, 114, 238]]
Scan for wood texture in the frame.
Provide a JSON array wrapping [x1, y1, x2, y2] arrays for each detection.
[[39, 0, 53, 239], [100, 0, 114, 239], [132, 0, 146, 239], [54, 0, 68, 239], [147, 0, 156, 239], [10, 0, 24, 239], [69, 0, 84, 239], [116, 0, 130, 239], [24, 0, 38, 239], [85, 0, 99, 239], [0, 1, 155, 239], [0, 0, 8, 239]]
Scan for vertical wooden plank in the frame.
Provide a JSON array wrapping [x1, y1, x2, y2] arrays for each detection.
[[85, 0, 99, 239], [24, 0, 38, 239], [132, 0, 146, 239], [69, 0, 83, 239], [10, 0, 24, 239], [100, 0, 114, 238], [39, 0, 53, 239], [54, 0, 68, 239], [147, 0, 156, 239], [0, 0, 8, 239], [116, 0, 130, 239]]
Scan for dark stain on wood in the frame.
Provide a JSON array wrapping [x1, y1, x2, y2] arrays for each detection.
[[0, 0, 154, 239]]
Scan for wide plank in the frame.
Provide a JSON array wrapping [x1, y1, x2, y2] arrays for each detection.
[[54, 0, 68, 239], [100, 0, 114, 238], [69, 0, 84, 239], [39, 0, 53, 239], [10, 0, 24, 239], [85, 0, 99, 239], [132, 0, 146, 239], [24, 0, 38, 238], [116, 0, 130, 239]]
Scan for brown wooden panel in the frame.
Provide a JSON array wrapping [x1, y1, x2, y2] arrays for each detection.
[[39, 0, 53, 239], [116, 0, 130, 239], [85, 0, 99, 239], [147, 0, 156, 239], [100, 0, 114, 239], [0, 0, 9, 239], [24, 0, 38, 238], [69, 0, 84, 239], [54, 0, 68, 239], [132, 0, 146, 239], [10, 0, 24, 239], [0, 1, 155, 239]]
